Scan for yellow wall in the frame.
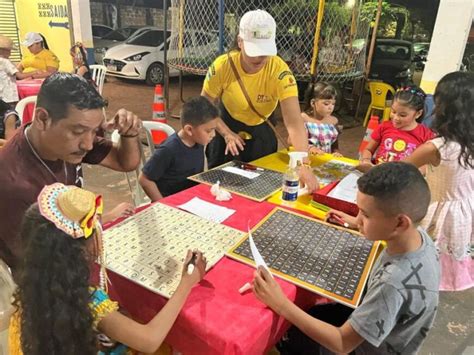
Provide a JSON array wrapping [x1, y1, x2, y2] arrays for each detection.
[[15, 0, 73, 71]]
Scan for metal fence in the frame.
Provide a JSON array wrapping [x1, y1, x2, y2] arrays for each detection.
[[168, 0, 370, 83]]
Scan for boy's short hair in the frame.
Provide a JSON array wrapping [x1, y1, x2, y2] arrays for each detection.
[[181, 96, 219, 127], [37, 72, 107, 122], [357, 162, 430, 223]]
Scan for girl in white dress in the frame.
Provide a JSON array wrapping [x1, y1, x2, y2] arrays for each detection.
[[405, 71, 473, 291]]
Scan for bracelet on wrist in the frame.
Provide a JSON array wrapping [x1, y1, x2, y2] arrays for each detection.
[[120, 133, 139, 138]]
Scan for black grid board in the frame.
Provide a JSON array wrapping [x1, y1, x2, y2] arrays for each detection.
[[233, 209, 374, 301], [189, 161, 283, 201]]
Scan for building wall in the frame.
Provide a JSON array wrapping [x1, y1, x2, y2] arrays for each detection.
[[90, 2, 169, 29], [90, 2, 103, 25]]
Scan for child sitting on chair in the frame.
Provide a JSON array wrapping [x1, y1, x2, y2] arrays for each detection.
[[301, 82, 343, 157], [9, 183, 206, 354], [253, 162, 440, 354], [359, 86, 434, 171], [0, 99, 20, 148], [70, 42, 96, 89], [139, 97, 218, 201], [0, 35, 33, 106]]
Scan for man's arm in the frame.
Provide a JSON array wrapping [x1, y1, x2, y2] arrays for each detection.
[[100, 109, 142, 172]]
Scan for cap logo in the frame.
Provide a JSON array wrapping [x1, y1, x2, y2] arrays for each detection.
[[241, 28, 273, 40]]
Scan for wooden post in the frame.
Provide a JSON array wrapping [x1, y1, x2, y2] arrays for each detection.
[[365, 0, 383, 78]]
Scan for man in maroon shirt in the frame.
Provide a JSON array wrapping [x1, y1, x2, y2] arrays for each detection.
[[0, 72, 142, 269]]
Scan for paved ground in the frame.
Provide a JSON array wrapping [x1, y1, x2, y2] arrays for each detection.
[[84, 75, 473, 355]]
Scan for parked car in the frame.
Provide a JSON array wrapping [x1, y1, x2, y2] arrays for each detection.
[[413, 42, 430, 71], [369, 39, 415, 88], [94, 26, 153, 64], [92, 24, 113, 39], [103, 28, 218, 85]]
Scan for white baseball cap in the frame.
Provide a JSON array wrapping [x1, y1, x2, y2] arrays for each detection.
[[22, 32, 43, 47], [239, 10, 277, 57]]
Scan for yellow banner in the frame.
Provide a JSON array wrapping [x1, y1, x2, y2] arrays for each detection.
[[15, 0, 73, 71]]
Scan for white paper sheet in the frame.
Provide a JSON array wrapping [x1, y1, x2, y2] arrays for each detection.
[[248, 228, 272, 278], [327, 171, 362, 204], [178, 197, 235, 223], [222, 166, 261, 179]]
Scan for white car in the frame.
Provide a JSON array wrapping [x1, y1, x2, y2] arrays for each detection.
[[103, 28, 218, 85]]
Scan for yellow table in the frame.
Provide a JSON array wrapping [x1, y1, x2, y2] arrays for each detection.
[[251, 150, 358, 220]]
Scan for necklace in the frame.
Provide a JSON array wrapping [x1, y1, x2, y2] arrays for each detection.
[[24, 126, 68, 183]]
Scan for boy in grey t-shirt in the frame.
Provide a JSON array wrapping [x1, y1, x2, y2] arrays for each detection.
[[252, 162, 440, 354]]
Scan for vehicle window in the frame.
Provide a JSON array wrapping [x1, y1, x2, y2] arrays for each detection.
[[102, 30, 127, 41], [93, 26, 111, 38], [374, 44, 411, 60], [127, 30, 170, 47]]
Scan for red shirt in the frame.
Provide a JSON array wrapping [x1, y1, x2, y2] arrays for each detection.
[[371, 121, 434, 163], [0, 126, 112, 268]]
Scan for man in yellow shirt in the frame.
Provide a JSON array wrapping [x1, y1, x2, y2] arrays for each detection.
[[17, 32, 59, 79], [202, 9, 317, 191]]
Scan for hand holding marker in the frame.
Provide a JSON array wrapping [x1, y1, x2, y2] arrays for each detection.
[[187, 251, 197, 275], [328, 213, 349, 228]]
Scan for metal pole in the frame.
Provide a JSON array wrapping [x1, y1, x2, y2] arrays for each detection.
[[310, 0, 326, 76], [163, 0, 169, 119], [218, 0, 225, 54], [355, 0, 383, 123]]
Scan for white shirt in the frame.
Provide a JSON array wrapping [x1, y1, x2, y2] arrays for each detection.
[[0, 57, 19, 103]]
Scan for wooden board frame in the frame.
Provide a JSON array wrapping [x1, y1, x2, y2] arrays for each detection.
[[227, 208, 380, 308], [188, 160, 283, 202]]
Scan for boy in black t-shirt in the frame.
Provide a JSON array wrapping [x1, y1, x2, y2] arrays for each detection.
[[139, 97, 219, 201]]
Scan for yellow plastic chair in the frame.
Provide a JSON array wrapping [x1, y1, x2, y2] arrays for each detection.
[[363, 81, 395, 126]]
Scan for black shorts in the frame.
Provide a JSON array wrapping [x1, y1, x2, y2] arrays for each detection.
[[206, 104, 278, 168]]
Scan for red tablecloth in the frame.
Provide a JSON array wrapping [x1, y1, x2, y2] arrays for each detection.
[[102, 184, 329, 355], [16, 79, 43, 124]]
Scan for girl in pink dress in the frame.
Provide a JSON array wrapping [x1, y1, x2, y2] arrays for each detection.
[[406, 71, 473, 291]]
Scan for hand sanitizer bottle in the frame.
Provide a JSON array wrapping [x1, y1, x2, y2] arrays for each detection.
[[282, 152, 308, 202]]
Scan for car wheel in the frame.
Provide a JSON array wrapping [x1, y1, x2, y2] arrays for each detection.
[[146, 62, 164, 86]]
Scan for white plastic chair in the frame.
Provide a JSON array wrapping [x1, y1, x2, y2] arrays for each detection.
[[89, 64, 107, 95], [15, 96, 37, 124], [142, 121, 175, 155]]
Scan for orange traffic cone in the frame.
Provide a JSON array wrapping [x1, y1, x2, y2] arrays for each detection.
[[358, 115, 380, 158], [151, 84, 168, 144]]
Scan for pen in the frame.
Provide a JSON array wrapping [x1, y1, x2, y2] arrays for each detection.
[[187, 252, 197, 275], [328, 213, 350, 228], [240, 163, 264, 171]]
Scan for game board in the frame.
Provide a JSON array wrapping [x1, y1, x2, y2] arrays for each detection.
[[103, 203, 244, 298], [228, 208, 380, 307], [188, 161, 283, 202], [312, 159, 356, 187]]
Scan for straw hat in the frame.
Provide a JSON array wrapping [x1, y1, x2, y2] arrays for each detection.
[[0, 35, 16, 50], [38, 183, 103, 239]]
